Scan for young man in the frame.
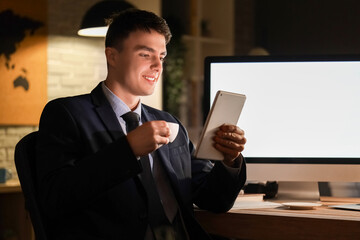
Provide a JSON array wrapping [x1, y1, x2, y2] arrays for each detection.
[[36, 9, 246, 240]]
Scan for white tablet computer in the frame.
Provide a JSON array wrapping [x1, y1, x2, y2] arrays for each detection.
[[195, 90, 246, 160]]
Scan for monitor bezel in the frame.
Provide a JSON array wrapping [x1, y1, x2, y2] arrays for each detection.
[[204, 55, 360, 165]]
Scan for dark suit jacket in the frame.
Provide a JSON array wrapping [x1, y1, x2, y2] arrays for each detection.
[[36, 83, 246, 240]]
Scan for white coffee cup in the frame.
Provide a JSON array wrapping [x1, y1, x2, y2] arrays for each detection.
[[167, 122, 179, 143]]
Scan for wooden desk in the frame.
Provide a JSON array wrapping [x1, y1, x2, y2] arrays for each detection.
[[0, 180, 34, 240], [195, 198, 360, 240], [2, 181, 359, 240]]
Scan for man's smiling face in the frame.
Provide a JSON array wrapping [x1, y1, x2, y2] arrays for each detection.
[[111, 29, 167, 101]]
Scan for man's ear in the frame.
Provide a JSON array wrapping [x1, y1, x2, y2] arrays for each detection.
[[105, 47, 118, 68]]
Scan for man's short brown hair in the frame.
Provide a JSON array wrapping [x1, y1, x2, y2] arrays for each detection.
[[105, 9, 172, 50]]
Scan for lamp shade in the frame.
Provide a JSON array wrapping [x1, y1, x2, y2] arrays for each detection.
[[78, 0, 135, 37]]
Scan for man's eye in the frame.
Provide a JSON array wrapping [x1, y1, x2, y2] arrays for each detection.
[[160, 57, 165, 62], [140, 53, 150, 57]]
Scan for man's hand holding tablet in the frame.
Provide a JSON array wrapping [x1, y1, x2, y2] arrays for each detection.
[[195, 90, 246, 164]]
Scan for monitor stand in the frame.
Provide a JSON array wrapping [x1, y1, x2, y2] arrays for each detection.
[[276, 181, 320, 201]]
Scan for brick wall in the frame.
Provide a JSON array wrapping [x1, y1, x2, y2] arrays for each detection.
[[47, 35, 107, 101], [0, 126, 38, 178]]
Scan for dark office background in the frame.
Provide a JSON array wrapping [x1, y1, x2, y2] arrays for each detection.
[[235, 0, 360, 55]]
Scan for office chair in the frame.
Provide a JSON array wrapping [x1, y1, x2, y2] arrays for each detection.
[[15, 131, 48, 240]]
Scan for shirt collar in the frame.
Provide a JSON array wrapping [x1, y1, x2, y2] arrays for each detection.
[[101, 81, 142, 120]]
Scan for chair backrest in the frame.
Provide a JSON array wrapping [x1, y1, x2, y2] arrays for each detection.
[[15, 131, 47, 240]]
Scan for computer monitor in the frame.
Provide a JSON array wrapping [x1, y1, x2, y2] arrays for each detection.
[[204, 55, 360, 200]]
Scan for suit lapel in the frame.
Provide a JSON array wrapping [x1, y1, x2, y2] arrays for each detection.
[[91, 83, 125, 141], [91, 84, 178, 184]]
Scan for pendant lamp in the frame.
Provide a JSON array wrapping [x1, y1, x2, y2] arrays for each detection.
[[78, 0, 135, 37]]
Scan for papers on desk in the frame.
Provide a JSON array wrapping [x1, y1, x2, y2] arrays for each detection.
[[232, 200, 282, 210], [237, 193, 264, 202], [231, 194, 282, 209]]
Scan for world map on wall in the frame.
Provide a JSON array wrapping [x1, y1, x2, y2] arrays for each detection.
[[0, 9, 43, 91]]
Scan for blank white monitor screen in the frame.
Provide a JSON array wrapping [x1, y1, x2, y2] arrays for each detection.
[[205, 56, 360, 199], [205, 56, 360, 161]]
